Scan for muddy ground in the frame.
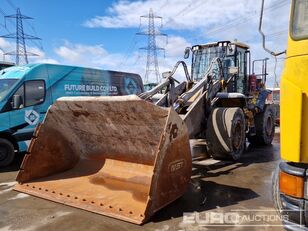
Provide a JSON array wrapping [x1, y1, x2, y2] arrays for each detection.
[[0, 130, 282, 231]]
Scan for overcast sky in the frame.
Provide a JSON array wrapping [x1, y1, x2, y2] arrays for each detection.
[[0, 0, 290, 86]]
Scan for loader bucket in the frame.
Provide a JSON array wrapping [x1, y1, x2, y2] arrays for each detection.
[[14, 95, 192, 224]]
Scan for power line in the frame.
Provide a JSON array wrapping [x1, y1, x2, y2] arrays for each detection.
[[267, 29, 288, 38], [25, 21, 44, 51], [133, 53, 142, 65], [0, 22, 11, 33], [0, 8, 41, 65], [0, 0, 44, 51], [0, 0, 44, 61], [6, 0, 44, 51], [180, 0, 288, 41], [243, 29, 288, 44], [205, 0, 289, 37], [6, 0, 17, 10], [159, 0, 170, 11], [0, 7, 15, 32], [118, 24, 141, 67], [0, 8, 7, 16], [178, 0, 206, 17], [137, 8, 167, 84], [163, 0, 203, 28]]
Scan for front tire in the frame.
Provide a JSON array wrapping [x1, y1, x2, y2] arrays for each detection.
[[248, 104, 275, 145], [0, 138, 15, 167], [206, 107, 246, 160]]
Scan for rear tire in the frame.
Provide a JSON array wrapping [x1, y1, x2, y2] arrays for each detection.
[[0, 138, 15, 167], [248, 104, 275, 145], [206, 107, 245, 160]]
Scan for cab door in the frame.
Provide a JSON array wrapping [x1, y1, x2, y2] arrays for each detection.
[[8, 79, 48, 141], [235, 47, 247, 94]]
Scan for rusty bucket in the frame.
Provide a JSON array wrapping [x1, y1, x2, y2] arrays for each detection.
[[14, 95, 192, 224]]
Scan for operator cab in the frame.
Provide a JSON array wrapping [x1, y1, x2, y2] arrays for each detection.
[[186, 41, 250, 95]]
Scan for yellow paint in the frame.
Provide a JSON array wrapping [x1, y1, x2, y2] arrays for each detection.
[[280, 77, 302, 162], [280, 5, 308, 162]]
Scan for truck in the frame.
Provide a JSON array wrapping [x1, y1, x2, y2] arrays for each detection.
[[0, 63, 143, 167], [14, 41, 276, 224], [267, 0, 308, 229]]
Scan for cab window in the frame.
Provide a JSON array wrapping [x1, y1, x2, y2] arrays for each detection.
[[25, 80, 45, 106], [292, 0, 308, 39], [11, 80, 45, 109]]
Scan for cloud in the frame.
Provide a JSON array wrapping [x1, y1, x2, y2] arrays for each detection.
[[54, 40, 140, 71], [0, 38, 13, 51], [54, 41, 143, 72], [83, 0, 149, 28], [0, 38, 57, 64], [31, 58, 59, 64], [50, 35, 192, 83], [82, 0, 290, 86], [54, 41, 108, 66], [83, 0, 289, 33], [83, 0, 258, 30], [164, 36, 191, 58], [0, 0, 290, 87]]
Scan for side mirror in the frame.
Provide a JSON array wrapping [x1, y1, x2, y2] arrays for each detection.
[[184, 47, 191, 59], [162, 71, 172, 79], [12, 95, 22, 109], [228, 67, 239, 75]]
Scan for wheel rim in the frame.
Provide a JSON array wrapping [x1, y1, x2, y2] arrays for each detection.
[[265, 115, 273, 136], [232, 121, 244, 151], [0, 146, 8, 161]]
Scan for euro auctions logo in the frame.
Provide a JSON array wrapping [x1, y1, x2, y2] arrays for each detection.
[[182, 210, 294, 227]]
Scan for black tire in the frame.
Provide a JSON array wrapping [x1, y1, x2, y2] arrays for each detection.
[[272, 164, 283, 214], [248, 104, 275, 145], [0, 138, 15, 167], [206, 107, 246, 160]]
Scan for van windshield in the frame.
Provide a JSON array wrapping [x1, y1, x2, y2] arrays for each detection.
[[0, 79, 19, 101]]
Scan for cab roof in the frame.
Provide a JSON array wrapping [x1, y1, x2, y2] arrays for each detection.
[[192, 40, 250, 49]]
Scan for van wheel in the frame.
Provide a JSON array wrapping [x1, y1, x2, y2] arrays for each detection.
[[248, 105, 275, 145], [0, 138, 15, 167], [206, 107, 246, 160]]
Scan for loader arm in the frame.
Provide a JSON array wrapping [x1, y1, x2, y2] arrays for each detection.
[[179, 59, 236, 138], [158, 58, 226, 138], [183, 79, 222, 138], [141, 57, 225, 138], [138, 61, 191, 108], [173, 57, 224, 112], [155, 81, 187, 107], [138, 78, 171, 100]]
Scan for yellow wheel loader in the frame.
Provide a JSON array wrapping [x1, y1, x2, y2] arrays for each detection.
[[15, 41, 276, 224]]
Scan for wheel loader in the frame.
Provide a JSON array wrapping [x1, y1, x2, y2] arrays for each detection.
[[14, 40, 276, 224]]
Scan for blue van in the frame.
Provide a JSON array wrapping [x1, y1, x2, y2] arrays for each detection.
[[0, 63, 143, 166]]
